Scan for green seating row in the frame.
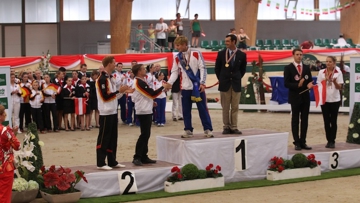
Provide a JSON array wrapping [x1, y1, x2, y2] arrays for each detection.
[[201, 40, 226, 50], [256, 39, 299, 50], [314, 38, 356, 48]]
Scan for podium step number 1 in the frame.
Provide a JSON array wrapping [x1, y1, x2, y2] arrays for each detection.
[[118, 171, 138, 195], [234, 139, 247, 171]]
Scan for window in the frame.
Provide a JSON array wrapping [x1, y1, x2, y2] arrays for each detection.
[[215, 0, 234, 20], [63, 0, 89, 21], [0, 0, 22, 23], [319, 0, 339, 20], [25, 0, 57, 23], [189, 0, 210, 20], [258, 1, 286, 20], [132, 0, 176, 20], [94, 0, 110, 21]]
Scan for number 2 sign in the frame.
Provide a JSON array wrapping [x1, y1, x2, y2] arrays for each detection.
[[118, 171, 138, 195]]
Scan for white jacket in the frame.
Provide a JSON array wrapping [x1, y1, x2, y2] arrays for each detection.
[[96, 71, 123, 115], [153, 79, 166, 99], [168, 48, 207, 90], [29, 90, 44, 108]]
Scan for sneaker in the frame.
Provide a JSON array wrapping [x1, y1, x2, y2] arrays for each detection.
[[181, 130, 193, 138], [128, 123, 133, 126], [160, 124, 165, 127], [178, 117, 184, 120], [157, 123, 161, 127], [204, 130, 214, 138], [17, 130, 22, 134], [97, 165, 112, 170], [112, 163, 126, 168]]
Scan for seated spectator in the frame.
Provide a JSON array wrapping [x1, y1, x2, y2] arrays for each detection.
[[314, 60, 326, 71], [300, 40, 314, 49], [331, 34, 351, 47]]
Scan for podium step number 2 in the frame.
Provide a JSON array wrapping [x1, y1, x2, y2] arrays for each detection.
[[118, 171, 138, 195], [234, 139, 247, 171]]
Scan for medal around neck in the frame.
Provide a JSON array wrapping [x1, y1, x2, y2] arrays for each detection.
[[225, 63, 229, 68], [304, 75, 308, 80]]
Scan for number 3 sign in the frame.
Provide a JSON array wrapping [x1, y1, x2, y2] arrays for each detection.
[[118, 171, 138, 195], [329, 151, 340, 170]]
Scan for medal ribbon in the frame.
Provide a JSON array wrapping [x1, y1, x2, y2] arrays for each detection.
[[226, 49, 238, 65]]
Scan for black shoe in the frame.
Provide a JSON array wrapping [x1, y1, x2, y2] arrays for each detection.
[[295, 145, 302, 151], [173, 118, 177, 121], [132, 159, 143, 166], [231, 129, 242, 134], [142, 158, 157, 164], [329, 143, 335, 148], [301, 144, 312, 150], [325, 143, 330, 148], [178, 117, 183, 120], [222, 128, 232, 134]]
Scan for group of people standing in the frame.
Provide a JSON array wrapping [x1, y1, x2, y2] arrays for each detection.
[[137, 13, 204, 52], [10, 65, 100, 134], [284, 48, 344, 150]]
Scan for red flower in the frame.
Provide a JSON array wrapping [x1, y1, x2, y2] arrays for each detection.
[[75, 170, 88, 183], [40, 166, 46, 173], [43, 172, 60, 188], [205, 166, 211, 171], [317, 161, 321, 165], [216, 165, 221, 171], [171, 166, 180, 173], [208, 163, 214, 168], [214, 169, 218, 174], [57, 175, 71, 191], [269, 164, 276, 169], [277, 165, 284, 172], [276, 159, 283, 165], [49, 165, 56, 172], [177, 173, 182, 179], [309, 154, 315, 159]]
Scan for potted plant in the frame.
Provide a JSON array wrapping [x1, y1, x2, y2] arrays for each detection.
[[12, 124, 44, 203], [37, 165, 88, 203], [164, 163, 224, 193], [266, 153, 321, 181]]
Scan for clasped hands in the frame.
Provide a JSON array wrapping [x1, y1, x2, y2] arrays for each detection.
[[119, 85, 134, 94]]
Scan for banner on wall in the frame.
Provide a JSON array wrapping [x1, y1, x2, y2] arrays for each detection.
[[349, 57, 360, 119], [0, 66, 11, 127]]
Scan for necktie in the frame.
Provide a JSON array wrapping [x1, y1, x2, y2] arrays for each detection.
[[297, 65, 301, 74], [230, 51, 234, 66]]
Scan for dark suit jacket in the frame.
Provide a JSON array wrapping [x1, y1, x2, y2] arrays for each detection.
[[215, 48, 247, 92], [284, 63, 313, 104]]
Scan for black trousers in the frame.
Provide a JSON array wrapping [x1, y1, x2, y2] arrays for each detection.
[[19, 103, 31, 130], [290, 101, 310, 146], [43, 103, 58, 131], [31, 107, 44, 130], [134, 114, 152, 161], [321, 101, 340, 144], [96, 114, 118, 167]]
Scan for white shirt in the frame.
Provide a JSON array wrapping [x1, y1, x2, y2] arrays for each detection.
[[125, 77, 135, 97], [153, 79, 166, 99], [11, 83, 21, 103], [155, 22, 168, 39], [112, 70, 126, 89], [317, 67, 344, 103], [168, 48, 207, 90], [29, 90, 44, 108], [145, 72, 155, 89]]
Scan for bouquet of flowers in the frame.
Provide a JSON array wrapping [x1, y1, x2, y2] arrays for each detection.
[[307, 154, 322, 168], [38, 165, 88, 194], [167, 166, 184, 183], [205, 163, 222, 178], [167, 163, 223, 184], [268, 156, 286, 172]]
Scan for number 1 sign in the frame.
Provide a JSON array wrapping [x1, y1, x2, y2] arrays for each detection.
[[234, 139, 247, 171]]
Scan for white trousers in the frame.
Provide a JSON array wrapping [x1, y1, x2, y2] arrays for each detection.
[[171, 92, 183, 119], [12, 101, 20, 127]]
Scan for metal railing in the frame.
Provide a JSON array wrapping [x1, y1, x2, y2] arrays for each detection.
[[130, 27, 162, 53]]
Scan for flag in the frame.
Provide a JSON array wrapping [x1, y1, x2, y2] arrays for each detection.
[[276, 3, 279, 9], [20, 86, 31, 98], [314, 9, 320, 15], [75, 98, 87, 115], [301, 8, 304, 14], [330, 7, 336, 13], [351, 0, 355, 6], [337, 5, 343, 11], [322, 8, 329, 15], [284, 5, 288, 12], [44, 83, 61, 94], [344, 2, 351, 8], [267, 0, 271, 7], [293, 7, 297, 13], [309, 9, 313, 15], [314, 80, 327, 107]]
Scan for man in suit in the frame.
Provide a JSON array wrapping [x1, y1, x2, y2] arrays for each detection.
[[284, 48, 314, 150], [215, 34, 246, 134]]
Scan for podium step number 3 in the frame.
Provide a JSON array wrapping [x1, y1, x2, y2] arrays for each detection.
[[329, 151, 340, 170], [234, 139, 247, 171], [118, 171, 138, 195]]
